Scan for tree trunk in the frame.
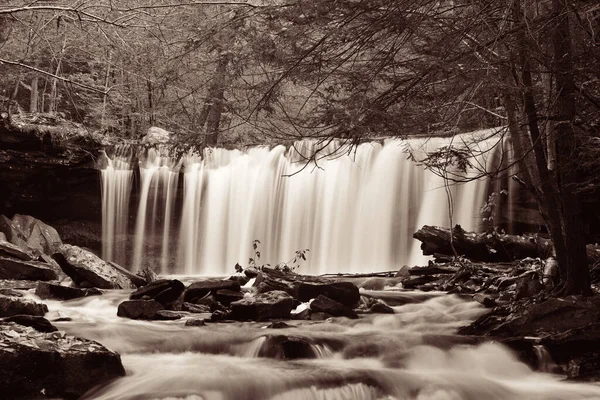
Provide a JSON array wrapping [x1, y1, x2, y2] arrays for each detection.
[[203, 54, 229, 147], [29, 76, 38, 113], [551, 0, 591, 295]]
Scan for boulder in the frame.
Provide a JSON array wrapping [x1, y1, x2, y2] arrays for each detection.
[[2, 315, 57, 332], [108, 261, 148, 288], [142, 126, 171, 144], [35, 282, 102, 301], [130, 279, 185, 305], [294, 281, 360, 307], [369, 301, 395, 314], [137, 267, 158, 285], [0, 239, 33, 261], [117, 299, 163, 320], [10, 214, 63, 254], [215, 289, 244, 305], [229, 290, 294, 321], [183, 279, 240, 302], [310, 295, 358, 319], [52, 244, 135, 289], [0, 322, 125, 399], [0, 295, 48, 317], [0, 256, 58, 281]]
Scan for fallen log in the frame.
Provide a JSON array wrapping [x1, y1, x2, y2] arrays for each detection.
[[413, 225, 600, 264]]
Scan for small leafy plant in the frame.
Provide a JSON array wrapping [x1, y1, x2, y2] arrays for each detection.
[[247, 239, 309, 272]]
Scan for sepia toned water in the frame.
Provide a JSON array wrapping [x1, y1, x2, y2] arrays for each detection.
[[101, 129, 509, 275], [27, 289, 600, 400]]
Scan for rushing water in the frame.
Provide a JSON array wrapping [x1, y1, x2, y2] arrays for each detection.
[[21, 286, 600, 400], [101, 129, 509, 275]]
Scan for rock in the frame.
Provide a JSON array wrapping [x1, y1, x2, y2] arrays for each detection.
[[108, 261, 148, 288], [230, 290, 295, 321], [53, 244, 136, 289], [0, 215, 28, 251], [117, 299, 163, 320], [183, 279, 241, 302], [185, 318, 206, 327], [215, 289, 244, 305], [473, 293, 497, 308], [153, 310, 186, 320], [258, 335, 318, 359], [294, 281, 360, 307], [0, 232, 5, 241], [0, 279, 39, 290], [395, 265, 411, 279], [9, 214, 63, 254], [210, 310, 229, 321], [2, 315, 57, 332], [0, 288, 23, 297], [0, 295, 48, 317], [244, 266, 260, 278], [514, 272, 543, 300], [0, 256, 58, 281], [192, 294, 226, 312], [0, 239, 33, 260], [402, 275, 439, 289], [142, 126, 171, 144], [266, 321, 291, 329], [228, 273, 250, 286], [369, 301, 395, 314], [0, 322, 125, 399], [182, 302, 212, 313], [309, 312, 333, 321], [310, 295, 358, 319], [35, 281, 102, 300], [130, 279, 185, 305], [137, 267, 158, 284]]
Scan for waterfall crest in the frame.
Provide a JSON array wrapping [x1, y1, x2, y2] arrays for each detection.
[[101, 129, 506, 274]]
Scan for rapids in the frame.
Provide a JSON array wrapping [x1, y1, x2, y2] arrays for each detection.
[[23, 287, 600, 400]]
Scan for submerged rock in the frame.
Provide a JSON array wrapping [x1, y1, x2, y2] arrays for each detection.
[[259, 335, 318, 359], [0, 294, 48, 317], [130, 279, 185, 305], [0, 256, 58, 281], [0, 322, 125, 399], [52, 244, 136, 289], [35, 281, 102, 300], [368, 301, 395, 314], [229, 290, 294, 321], [153, 310, 187, 320], [117, 299, 163, 320], [183, 279, 240, 302], [185, 318, 206, 327], [309, 295, 358, 319]]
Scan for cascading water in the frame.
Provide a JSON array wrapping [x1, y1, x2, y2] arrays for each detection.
[[100, 145, 134, 265], [101, 129, 506, 274]]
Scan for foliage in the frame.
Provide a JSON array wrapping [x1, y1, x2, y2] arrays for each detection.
[[248, 239, 309, 272]]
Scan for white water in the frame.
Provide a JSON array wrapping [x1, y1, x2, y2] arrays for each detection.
[[102, 129, 506, 275], [25, 288, 600, 400]]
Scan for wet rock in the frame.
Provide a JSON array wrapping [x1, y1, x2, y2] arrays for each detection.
[[215, 289, 244, 305], [230, 290, 294, 321], [153, 310, 187, 320], [185, 318, 206, 327], [0, 239, 33, 260], [228, 273, 250, 286], [395, 265, 411, 279], [108, 261, 148, 288], [0, 288, 23, 297], [0, 294, 48, 317], [9, 214, 63, 254], [244, 266, 260, 278], [369, 301, 395, 314], [0, 256, 58, 281], [309, 312, 333, 321], [52, 244, 136, 289], [309, 295, 358, 319], [0, 279, 39, 290], [192, 294, 227, 312], [294, 281, 360, 307], [358, 278, 401, 291], [2, 315, 57, 332], [402, 275, 438, 289], [137, 267, 158, 284], [259, 335, 318, 359], [35, 281, 101, 300], [210, 310, 229, 321], [130, 279, 185, 305], [117, 299, 163, 320], [473, 293, 497, 308], [0, 322, 125, 399], [183, 279, 240, 302], [182, 302, 212, 313], [266, 321, 291, 329]]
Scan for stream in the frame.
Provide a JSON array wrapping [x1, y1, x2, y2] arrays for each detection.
[[25, 286, 600, 400]]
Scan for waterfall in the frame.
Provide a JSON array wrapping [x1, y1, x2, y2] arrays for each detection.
[[100, 145, 133, 265], [101, 129, 507, 275]]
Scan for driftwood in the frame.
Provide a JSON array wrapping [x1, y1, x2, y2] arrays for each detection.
[[413, 225, 600, 264]]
